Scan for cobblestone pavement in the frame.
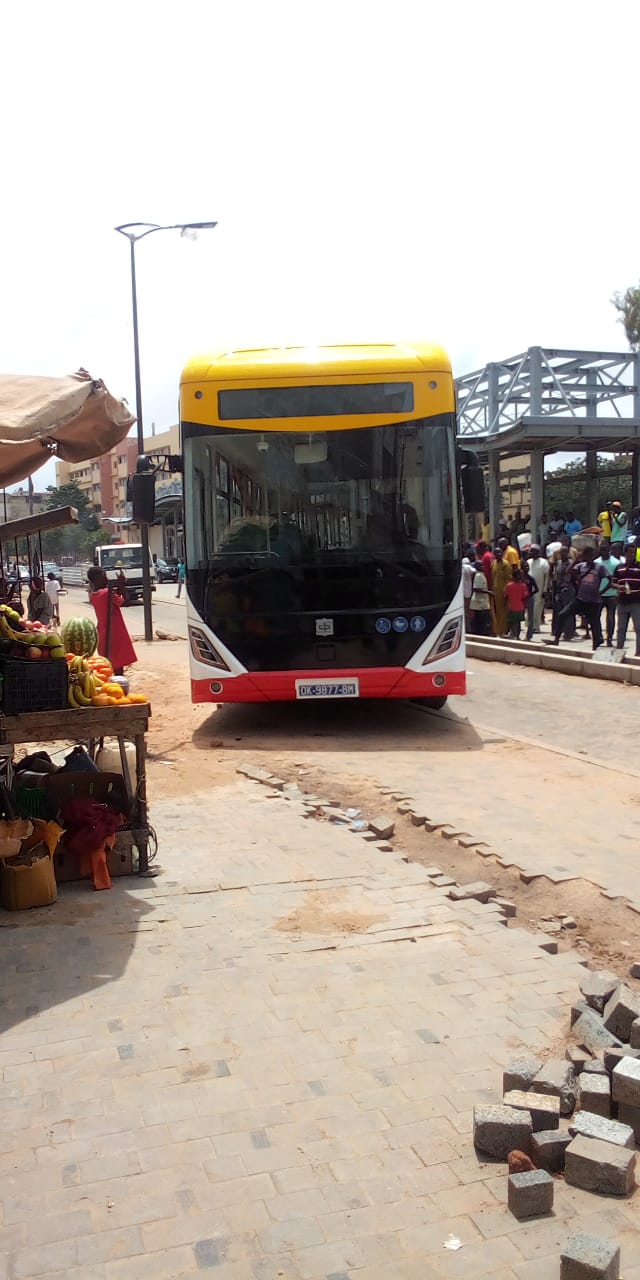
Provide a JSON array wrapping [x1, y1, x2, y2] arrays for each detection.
[[1, 777, 639, 1278]]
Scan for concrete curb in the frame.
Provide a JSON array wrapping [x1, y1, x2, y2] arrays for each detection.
[[467, 638, 640, 685]]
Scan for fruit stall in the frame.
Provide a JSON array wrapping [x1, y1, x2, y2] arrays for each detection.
[[0, 508, 153, 906]]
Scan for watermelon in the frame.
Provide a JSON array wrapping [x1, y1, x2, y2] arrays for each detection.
[[61, 617, 98, 657]]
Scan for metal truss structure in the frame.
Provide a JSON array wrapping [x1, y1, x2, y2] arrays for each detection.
[[456, 346, 640, 446]]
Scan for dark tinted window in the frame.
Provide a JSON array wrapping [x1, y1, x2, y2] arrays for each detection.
[[218, 383, 414, 420]]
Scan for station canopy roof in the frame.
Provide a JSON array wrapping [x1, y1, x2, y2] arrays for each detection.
[[0, 369, 135, 487], [473, 417, 640, 458]]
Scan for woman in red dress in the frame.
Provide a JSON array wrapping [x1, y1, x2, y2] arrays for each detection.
[[86, 568, 138, 675]]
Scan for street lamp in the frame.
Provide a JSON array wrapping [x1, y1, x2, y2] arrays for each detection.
[[114, 221, 218, 641]]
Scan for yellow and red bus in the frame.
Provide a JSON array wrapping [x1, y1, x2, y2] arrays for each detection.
[[180, 343, 483, 706]]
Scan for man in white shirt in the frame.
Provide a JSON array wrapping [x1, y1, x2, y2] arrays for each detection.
[[526, 545, 550, 633], [45, 572, 61, 625]]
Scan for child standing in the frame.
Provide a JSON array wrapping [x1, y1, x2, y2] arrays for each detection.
[[504, 568, 530, 640]]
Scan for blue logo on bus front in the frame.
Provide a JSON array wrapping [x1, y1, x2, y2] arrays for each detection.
[[392, 617, 409, 633], [410, 616, 426, 633], [375, 617, 391, 634]]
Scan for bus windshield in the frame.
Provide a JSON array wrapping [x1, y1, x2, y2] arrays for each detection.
[[184, 415, 458, 619]]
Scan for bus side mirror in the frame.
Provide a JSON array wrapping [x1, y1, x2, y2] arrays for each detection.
[[131, 473, 156, 525], [461, 464, 485, 514]]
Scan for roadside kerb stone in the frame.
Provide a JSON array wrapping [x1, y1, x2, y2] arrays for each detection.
[[368, 817, 395, 840], [568, 1111, 633, 1148], [579, 970, 620, 1015], [531, 1129, 573, 1173], [560, 1232, 621, 1280], [503, 1054, 541, 1094], [495, 898, 517, 918], [473, 1104, 533, 1159], [531, 1058, 578, 1116], [631, 1017, 640, 1049], [604, 1045, 640, 1076], [577, 1072, 611, 1118], [507, 1168, 554, 1219], [603, 983, 640, 1043], [573, 1009, 622, 1053], [612, 1056, 640, 1108], [571, 1001, 591, 1026], [565, 1134, 636, 1196], [430, 874, 457, 888], [503, 1089, 560, 1131], [583, 1059, 607, 1076], [409, 811, 426, 826], [448, 881, 496, 904]]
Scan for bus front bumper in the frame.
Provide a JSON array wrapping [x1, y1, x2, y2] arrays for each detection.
[[191, 667, 466, 703]]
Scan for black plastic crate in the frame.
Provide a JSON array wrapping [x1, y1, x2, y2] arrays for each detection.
[[0, 657, 69, 715]]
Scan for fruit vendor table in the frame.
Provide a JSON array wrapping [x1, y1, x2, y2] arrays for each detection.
[[0, 703, 152, 873]]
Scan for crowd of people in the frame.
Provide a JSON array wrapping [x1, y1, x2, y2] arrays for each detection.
[[464, 501, 640, 656]]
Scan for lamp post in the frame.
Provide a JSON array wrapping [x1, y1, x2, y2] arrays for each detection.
[[114, 221, 218, 641]]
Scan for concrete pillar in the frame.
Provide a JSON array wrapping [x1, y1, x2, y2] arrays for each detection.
[[530, 449, 544, 543], [488, 450, 501, 539], [585, 449, 598, 525]]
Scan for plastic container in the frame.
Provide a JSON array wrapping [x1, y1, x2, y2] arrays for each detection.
[[0, 657, 68, 715], [96, 741, 136, 779]]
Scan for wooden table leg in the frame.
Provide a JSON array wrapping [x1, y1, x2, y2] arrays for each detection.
[[134, 732, 149, 874]]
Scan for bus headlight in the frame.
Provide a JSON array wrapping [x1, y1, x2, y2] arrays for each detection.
[[421, 616, 462, 665], [188, 626, 231, 670]]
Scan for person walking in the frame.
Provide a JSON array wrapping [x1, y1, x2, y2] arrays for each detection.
[[44, 572, 61, 626], [554, 547, 608, 650], [526, 545, 549, 634], [595, 539, 620, 646], [176, 558, 186, 599], [504, 568, 531, 640], [87, 567, 137, 676], [469, 561, 493, 635], [613, 543, 640, 656], [491, 547, 512, 636], [610, 501, 629, 555]]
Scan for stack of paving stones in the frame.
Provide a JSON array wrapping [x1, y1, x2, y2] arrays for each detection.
[[473, 968, 639, 1275]]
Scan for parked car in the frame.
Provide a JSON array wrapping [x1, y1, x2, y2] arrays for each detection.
[[155, 557, 178, 583]]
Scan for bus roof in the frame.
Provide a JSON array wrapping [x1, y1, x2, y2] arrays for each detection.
[[181, 342, 452, 384]]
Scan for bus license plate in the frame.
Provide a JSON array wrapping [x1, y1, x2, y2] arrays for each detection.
[[295, 678, 360, 699]]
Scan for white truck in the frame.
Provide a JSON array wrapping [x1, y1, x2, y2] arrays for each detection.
[[93, 543, 156, 605]]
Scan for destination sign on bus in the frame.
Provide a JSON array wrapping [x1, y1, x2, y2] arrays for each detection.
[[218, 382, 414, 420]]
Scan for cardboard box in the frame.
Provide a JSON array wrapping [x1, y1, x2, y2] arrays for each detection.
[[54, 830, 135, 884], [0, 854, 57, 910]]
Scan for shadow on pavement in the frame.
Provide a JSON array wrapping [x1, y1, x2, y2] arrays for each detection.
[[0, 881, 154, 1038], [192, 697, 484, 756]]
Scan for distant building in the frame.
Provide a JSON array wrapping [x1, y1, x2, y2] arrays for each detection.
[[1, 488, 47, 522]]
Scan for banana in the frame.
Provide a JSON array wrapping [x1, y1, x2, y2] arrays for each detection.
[[73, 684, 92, 706], [68, 684, 81, 709]]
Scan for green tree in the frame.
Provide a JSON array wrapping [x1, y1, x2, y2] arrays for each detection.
[[44, 482, 99, 532], [612, 283, 640, 350]]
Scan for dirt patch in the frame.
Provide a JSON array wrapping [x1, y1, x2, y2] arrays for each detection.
[[274, 888, 388, 936], [265, 760, 640, 980]]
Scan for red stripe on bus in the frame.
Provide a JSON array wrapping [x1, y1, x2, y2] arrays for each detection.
[[191, 667, 466, 704]]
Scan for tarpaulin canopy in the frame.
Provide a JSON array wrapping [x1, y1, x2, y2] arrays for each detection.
[[0, 370, 136, 488]]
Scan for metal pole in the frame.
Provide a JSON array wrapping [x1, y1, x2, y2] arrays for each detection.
[[129, 238, 153, 643]]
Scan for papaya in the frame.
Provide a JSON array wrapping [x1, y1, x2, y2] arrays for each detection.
[[127, 693, 148, 704]]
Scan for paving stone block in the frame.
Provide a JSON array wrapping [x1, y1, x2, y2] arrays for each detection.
[[582, 1059, 607, 1076], [573, 1010, 622, 1053], [473, 1104, 532, 1159], [617, 1102, 640, 1142], [603, 1045, 640, 1078], [629, 962, 640, 980], [565, 1134, 636, 1196], [630, 1017, 640, 1049], [569, 1110, 633, 1147], [538, 937, 559, 955], [579, 969, 620, 1015], [430, 875, 457, 888], [503, 1054, 541, 1094], [566, 1046, 592, 1073], [507, 1168, 554, 1219], [409, 812, 426, 826], [612, 1056, 640, 1108], [495, 898, 517, 918], [560, 1231, 621, 1279], [531, 1058, 578, 1116], [571, 1000, 592, 1026], [603, 983, 640, 1043], [368, 817, 395, 839], [421, 866, 443, 877], [448, 881, 496, 904], [577, 1072, 611, 1118], [503, 1089, 560, 1131], [531, 1128, 573, 1173]]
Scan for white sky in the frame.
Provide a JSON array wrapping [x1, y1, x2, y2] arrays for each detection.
[[2, 0, 639, 489]]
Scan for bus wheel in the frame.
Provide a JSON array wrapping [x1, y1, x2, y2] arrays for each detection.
[[410, 695, 448, 711]]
